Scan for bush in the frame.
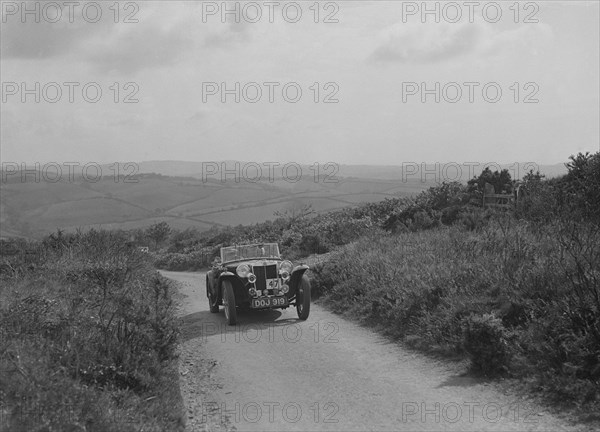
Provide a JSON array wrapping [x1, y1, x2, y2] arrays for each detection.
[[0, 230, 183, 431], [462, 313, 510, 375], [154, 247, 219, 271], [311, 217, 600, 408], [458, 207, 490, 231]]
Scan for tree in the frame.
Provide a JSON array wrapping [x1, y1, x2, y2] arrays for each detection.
[[562, 152, 600, 221], [467, 168, 513, 204], [418, 181, 469, 210], [565, 152, 594, 181], [522, 169, 545, 184], [514, 170, 555, 222], [146, 222, 172, 249]]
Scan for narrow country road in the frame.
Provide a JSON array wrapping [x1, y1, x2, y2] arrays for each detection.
[[162, 270, 581, 432]]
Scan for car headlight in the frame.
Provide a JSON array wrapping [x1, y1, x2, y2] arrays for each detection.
[[280, 260, 293, 274], [236, 264, 251, 278], [280, 270, 290, 281], [247, 273, 256, 283]]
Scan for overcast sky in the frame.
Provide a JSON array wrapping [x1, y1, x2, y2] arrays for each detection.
[[1, 1, 598, 166]]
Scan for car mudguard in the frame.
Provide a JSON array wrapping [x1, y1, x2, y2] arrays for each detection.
[[218, 272, 242, 305], [288, 264, 309, 298]]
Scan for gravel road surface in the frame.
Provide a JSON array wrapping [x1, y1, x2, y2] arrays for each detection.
[[162, 270, 582, 432]]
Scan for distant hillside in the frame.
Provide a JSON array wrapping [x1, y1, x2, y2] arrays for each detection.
[[0, 160, 568, 239], [335, 163, 567, 180], [0, 170, 432, 239], [132, 160, 568, 181]]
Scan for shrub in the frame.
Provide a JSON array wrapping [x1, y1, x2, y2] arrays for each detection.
[[462, 313, 511, 375], [154, 247, 218, 271], [458, 207, 490, 231], [0, 230, 183, 431], [311, 217, 600, 408]]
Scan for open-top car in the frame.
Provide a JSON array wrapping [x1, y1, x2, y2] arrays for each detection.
[[206, 243, 311, 325]]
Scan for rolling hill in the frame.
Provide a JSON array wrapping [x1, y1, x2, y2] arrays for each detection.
[[0, 160, 567, 239]]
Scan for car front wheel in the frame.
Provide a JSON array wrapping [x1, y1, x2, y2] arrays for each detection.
[[222, 280, 237, 325], [296, 275, 311, 320]]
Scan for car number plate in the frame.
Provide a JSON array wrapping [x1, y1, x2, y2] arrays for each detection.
[[251, 296, 288, 308]]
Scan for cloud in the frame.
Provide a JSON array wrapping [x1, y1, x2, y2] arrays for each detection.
[[479, 24, 554, 58], [1, 1, 260, 77], [202, 19, 254, 48], [0, 18, 109, 59], [81, 25, 192, 74], [187, 110, 209, 123], [203, 29, 244, 48], [193, 0, 255, 48], [370, 22, 483, 63], [1, 3, 196, 74], [370, 21, 553, 64]]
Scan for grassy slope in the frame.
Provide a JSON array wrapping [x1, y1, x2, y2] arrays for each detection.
[[0, 232, 185, 431], [310, 219, 600, 420]]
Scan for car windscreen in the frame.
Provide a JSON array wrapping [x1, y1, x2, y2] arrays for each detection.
[[221, 244, 280, 262]]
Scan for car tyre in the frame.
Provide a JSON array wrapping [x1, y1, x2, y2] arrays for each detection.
[[207, 276, 219, 313], [296, 275, 311, 320], [222, 280, 237, 325]]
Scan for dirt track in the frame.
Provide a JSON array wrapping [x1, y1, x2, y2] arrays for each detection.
[[163, 270, 581, 432]]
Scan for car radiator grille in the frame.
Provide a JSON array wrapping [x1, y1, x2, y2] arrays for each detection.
[[253, 264, 277, 291]]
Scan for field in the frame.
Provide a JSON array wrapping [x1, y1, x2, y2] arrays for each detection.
[[0, 161, 569, 239], [0, 168, 433, 239]]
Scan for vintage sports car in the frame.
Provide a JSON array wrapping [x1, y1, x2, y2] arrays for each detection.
[[206, 243, 311, 325]]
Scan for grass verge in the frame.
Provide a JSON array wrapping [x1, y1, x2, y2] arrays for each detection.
[[309, 217, 600, 421], [0, 230, 185, 431]]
